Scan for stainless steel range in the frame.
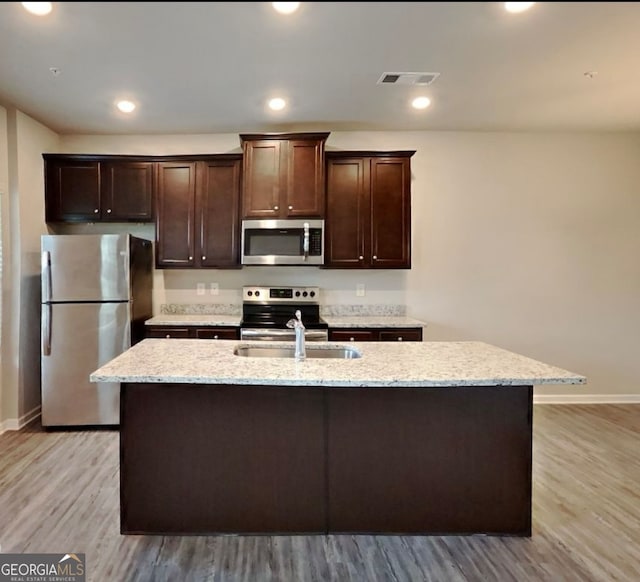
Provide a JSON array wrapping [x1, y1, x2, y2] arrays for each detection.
[[240, 285, 328, 342]]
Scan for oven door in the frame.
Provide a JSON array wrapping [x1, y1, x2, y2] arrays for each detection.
[[240, 328, 328, 342]]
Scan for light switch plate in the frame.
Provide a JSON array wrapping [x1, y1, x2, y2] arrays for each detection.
[[196, 283, 206, 296], [356, 284, 366, 297]]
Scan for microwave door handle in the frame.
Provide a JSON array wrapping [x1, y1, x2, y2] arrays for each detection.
[[303, 222, 310, 261]]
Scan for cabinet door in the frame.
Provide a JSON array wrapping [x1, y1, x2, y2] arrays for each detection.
[[45, 160, 101, 222], [196, 159, 241, 268], [325, 158, 369, 268], [102, 161, 154, 222], [145, 326, 192, 339], [329, 329, 377, 342], [242, 140, 282, 218], [194, 327, 239, 340], [155, 162, 196, 268], [378, 328, 423, 342], [285, 139, 325, 217], [370, 158, 411, 268]]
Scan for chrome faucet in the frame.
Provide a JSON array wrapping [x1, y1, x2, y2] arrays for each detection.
[[286, 309, 306, 361]]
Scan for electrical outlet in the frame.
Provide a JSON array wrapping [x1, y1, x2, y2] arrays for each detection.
[[210, 282, 219, 296], [356, 284, 366, 297], [196, 283, 206, 296]]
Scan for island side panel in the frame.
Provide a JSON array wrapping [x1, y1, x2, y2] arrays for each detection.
[[327, 385, 533, 536], [120, 383, 326, 535]]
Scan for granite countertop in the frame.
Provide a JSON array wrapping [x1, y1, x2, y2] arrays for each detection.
[[145, 315, 242, 327], [322, 315, 426, 328], [90, 339, 586, 388]]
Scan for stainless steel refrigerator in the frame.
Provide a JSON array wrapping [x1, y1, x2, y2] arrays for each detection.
[[41, 234, 153, 427]]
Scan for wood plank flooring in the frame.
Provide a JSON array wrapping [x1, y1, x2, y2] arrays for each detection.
[[0, 404, 638, 582]]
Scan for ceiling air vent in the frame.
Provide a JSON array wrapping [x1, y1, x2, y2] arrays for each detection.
[[377, 72, 440, 86]]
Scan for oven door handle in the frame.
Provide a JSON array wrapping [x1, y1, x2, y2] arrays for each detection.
[[241, 328, 328, 341], [240, 329, 296, 340]]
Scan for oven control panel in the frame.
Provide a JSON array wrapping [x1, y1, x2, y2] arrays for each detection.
[[242, 286, 320, 303]]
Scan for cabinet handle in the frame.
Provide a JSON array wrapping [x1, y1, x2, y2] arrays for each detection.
[[94, 209, 99, 214], [397, 337, 403, 341], [106, 209, 112, 214], [358, 256, 364, 260], [288, 205, 293, 210], [274, 205, 279, 210], [202, 255, 206, 260], [372, 255, 378, 260]]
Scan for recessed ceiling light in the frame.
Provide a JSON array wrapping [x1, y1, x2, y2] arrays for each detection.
[[22, 2, 52, 16], [411, 96, 431, 110], [268, 97, 287, 111], [116, 100, 136, 114], [504, 2, 536, 13], [272, 2, 300, 15]]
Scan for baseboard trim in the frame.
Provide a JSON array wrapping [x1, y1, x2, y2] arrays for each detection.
[[0, 406, 41, 434], [534, 394, 640, 404]]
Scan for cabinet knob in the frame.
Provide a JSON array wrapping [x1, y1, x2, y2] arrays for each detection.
[[358, 256, 364, 260], [350, 337, 355, 342], [372, 255, 378, 260], [106, 209, 112, 214], [274, 205, 279, 210], [202, 255, 206, 260], [213, 335, 219, 339], [288, 205, 293, 210], [397, 337, 403, 342], [165, 334, 171, 338], [189, 256, 193, 260], [94, 209, 99, 214]]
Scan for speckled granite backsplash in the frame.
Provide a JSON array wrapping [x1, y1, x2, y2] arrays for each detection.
[[320, 304, 406, 316], [160, 304, 241, 315], [160, 304, 406, 316]]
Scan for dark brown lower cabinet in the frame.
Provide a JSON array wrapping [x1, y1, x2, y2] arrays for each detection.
[[120, 382, 532, 536], [145, 325, 239, 340], [329, 327, 423, 342]]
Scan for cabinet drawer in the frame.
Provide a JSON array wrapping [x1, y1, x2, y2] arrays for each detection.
[[195, 327, 239, 340], [146, 327, 191, 339], [329, 330, 377, 342], [379, 329, 423, 342]]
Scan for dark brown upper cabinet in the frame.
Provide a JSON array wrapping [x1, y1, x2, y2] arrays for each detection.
[[44, 154, 154, 223], [240, 132, 329, 219], [324, 151, 415, 269], [155, 155, 242, 269]]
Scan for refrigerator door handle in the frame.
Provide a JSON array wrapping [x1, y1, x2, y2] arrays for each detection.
[[41, 251, 52, 304], [42, 303, 52, 356]]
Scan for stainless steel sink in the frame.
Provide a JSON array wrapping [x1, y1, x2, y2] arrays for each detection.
[[233, 346, 361, 359]]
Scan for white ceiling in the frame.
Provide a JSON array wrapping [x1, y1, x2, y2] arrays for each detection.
[[1, 2, 640, 135]]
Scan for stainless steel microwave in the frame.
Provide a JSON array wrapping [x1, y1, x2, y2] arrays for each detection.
[[241, 219, 324, 265]]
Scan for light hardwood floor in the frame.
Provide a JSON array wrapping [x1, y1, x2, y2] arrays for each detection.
[[0, 405, 638, 582]]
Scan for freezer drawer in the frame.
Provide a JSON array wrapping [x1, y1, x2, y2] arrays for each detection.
[[41, 302, 130, 426]]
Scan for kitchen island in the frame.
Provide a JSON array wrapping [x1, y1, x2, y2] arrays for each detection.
[[91, 340, 585, 537]]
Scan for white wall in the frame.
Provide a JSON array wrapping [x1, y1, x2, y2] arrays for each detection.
[[0, 105, 8, 425], [59, 130, 640, 398], [0, 109, 59, 428]]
